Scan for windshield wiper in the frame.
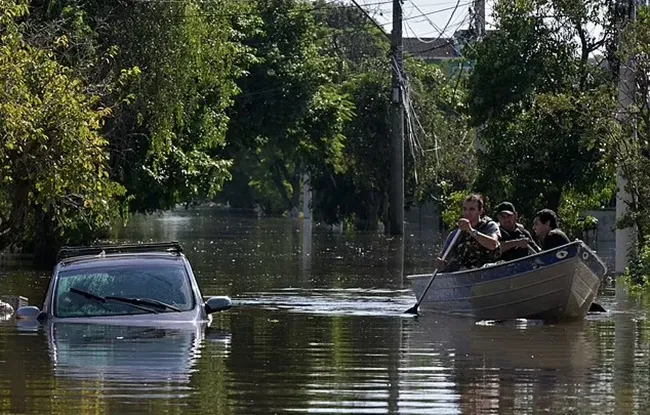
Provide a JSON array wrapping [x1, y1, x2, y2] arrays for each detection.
[[69, 287, 110, 311], [69, 288, 159, 314], [105, 296, 181, 312], [70, 287, 106, 303]]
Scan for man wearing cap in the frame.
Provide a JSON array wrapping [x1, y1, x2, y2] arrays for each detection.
[[495, 201, 540, 262]]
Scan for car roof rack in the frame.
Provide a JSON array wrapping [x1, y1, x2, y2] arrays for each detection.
[[57, 242, 183, 261]]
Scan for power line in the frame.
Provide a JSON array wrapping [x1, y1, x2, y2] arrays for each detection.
[[409, 17, 468, 40], [123, 0, 394, 14], [434, 0, 462, 36], [402, 1, 472, 22], [408, 8, 471, 56], [349, 0, 392, 39]]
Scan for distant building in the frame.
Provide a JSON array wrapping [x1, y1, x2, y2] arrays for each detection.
[[402, 37, 460, 63], [402, 29, 496, 64]]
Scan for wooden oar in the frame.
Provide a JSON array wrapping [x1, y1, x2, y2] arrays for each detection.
[[404, 230, 461, 316]]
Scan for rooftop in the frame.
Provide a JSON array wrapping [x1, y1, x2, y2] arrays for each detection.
[[402, 37, 460, 61]]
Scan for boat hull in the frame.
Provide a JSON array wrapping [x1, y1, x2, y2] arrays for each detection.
[[407, 241, 607, 321]]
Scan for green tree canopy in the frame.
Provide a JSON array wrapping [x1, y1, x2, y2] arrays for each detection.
[[221, 0, 353, 215], [466, 0, 618, 222], [0, 0, 125, 261], [28, 0, 257, 212]]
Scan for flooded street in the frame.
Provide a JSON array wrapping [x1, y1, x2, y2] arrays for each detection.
[[1, 207, 649, 414]]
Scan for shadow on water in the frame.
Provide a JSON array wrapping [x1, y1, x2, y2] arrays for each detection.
[[0, 207, 649, 414]]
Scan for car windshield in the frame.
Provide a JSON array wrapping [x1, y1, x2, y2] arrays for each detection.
[[54, 260, 195, 318]]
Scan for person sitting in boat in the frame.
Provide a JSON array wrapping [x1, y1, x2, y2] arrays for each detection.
[[438, 194, 501, 271], [495, 201, 540, 261], [533, 209, 571, 250]]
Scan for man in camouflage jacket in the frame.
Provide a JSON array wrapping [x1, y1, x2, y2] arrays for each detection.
[[438, 194, 501, 271]]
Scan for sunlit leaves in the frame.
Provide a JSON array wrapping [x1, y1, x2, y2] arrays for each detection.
[[466, 0, 617, 223], [27, 0, 257, 212], [614, 5, 650, 269], [0, 0, 125, 253], [223, 0, 353, 214]]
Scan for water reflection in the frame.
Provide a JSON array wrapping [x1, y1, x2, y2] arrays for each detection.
[[236, 287, 413, 316], [301, 218, 312, 277], [46, 323, 225, 387], [113, 208, 441, 298], [402, 315, 603, 414], [0, 209, 649, 414], [0, 320, 232, 413]]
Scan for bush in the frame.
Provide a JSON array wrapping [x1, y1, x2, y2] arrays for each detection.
[[623, 242, 650, 290], [441, 191, 466, 230]]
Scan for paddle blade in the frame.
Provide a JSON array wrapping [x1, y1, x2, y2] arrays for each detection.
[[589, 302, 606, 312], [403, 230, 460, 317], [403, 304, 419, 315]]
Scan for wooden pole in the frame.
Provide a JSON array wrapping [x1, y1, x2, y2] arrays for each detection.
[[390, 0, 404, 235], [475, 0, 485, 38], [615, 0, 637, 274]]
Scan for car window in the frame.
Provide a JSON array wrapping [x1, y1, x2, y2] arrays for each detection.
[[54, 261, 194, 318]]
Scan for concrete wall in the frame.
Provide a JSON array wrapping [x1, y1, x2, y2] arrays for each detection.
[[405, 201, 442, 234], [583, 209, 616, 270]]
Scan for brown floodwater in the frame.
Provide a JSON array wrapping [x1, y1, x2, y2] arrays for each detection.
[[1, 207, 649, 414]]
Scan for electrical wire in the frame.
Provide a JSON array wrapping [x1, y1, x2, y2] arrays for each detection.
[[349, 0, 392, 39], [402, 1, 472, 22]]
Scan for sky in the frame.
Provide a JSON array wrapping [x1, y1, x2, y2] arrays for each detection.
[[352, 0, 494, 38]]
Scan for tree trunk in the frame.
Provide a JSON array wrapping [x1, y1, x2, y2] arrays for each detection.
[[289, 175, 301, 218], [271, 160, 293, 210], [32, 204, 59, 267], [0, 181, 30, 251], [546, 190, 562, 214]]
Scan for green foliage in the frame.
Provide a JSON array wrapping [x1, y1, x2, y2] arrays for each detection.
[[311, 69, 391, 228], [623, 242, 650, 291], [28, 0, 255, 213], [311, 0, 390, 71], [557, 186, 614, 239], [404, 59, 476, 205], [0, 0, 125, 260], [105, 0, 252, 212], [441, 191, 466, 230], [223, 0, 353, 215], [467, 0, 618, 222], [306, 18, 476, 229], [613, 5, 650, 258]]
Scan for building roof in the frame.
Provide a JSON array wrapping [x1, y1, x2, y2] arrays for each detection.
[[402, 37, 460, 61]]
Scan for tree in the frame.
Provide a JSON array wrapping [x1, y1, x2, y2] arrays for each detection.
[[615, 5, 650, 287], [0, 0, 124, 263], [221, 0, 353, 215], [311, 0, 389, 72], [308, 56, 475, 230], [309, 69, 391, 229], [27, 0, 256, 212], [466, 0, 618, 222], [307, 1, 475, 229]]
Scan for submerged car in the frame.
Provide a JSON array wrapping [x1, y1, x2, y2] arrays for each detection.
[[16, 242, 231, 324]]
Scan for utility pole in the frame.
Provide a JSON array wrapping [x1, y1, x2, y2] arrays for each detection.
[[389, 0, 404, 235], [615, 0, 637, 274], [475, 0, 485, 38]]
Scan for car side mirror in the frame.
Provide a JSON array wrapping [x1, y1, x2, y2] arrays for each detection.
[[16, 306, 47, 322], [204, 296, 232, 314]]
